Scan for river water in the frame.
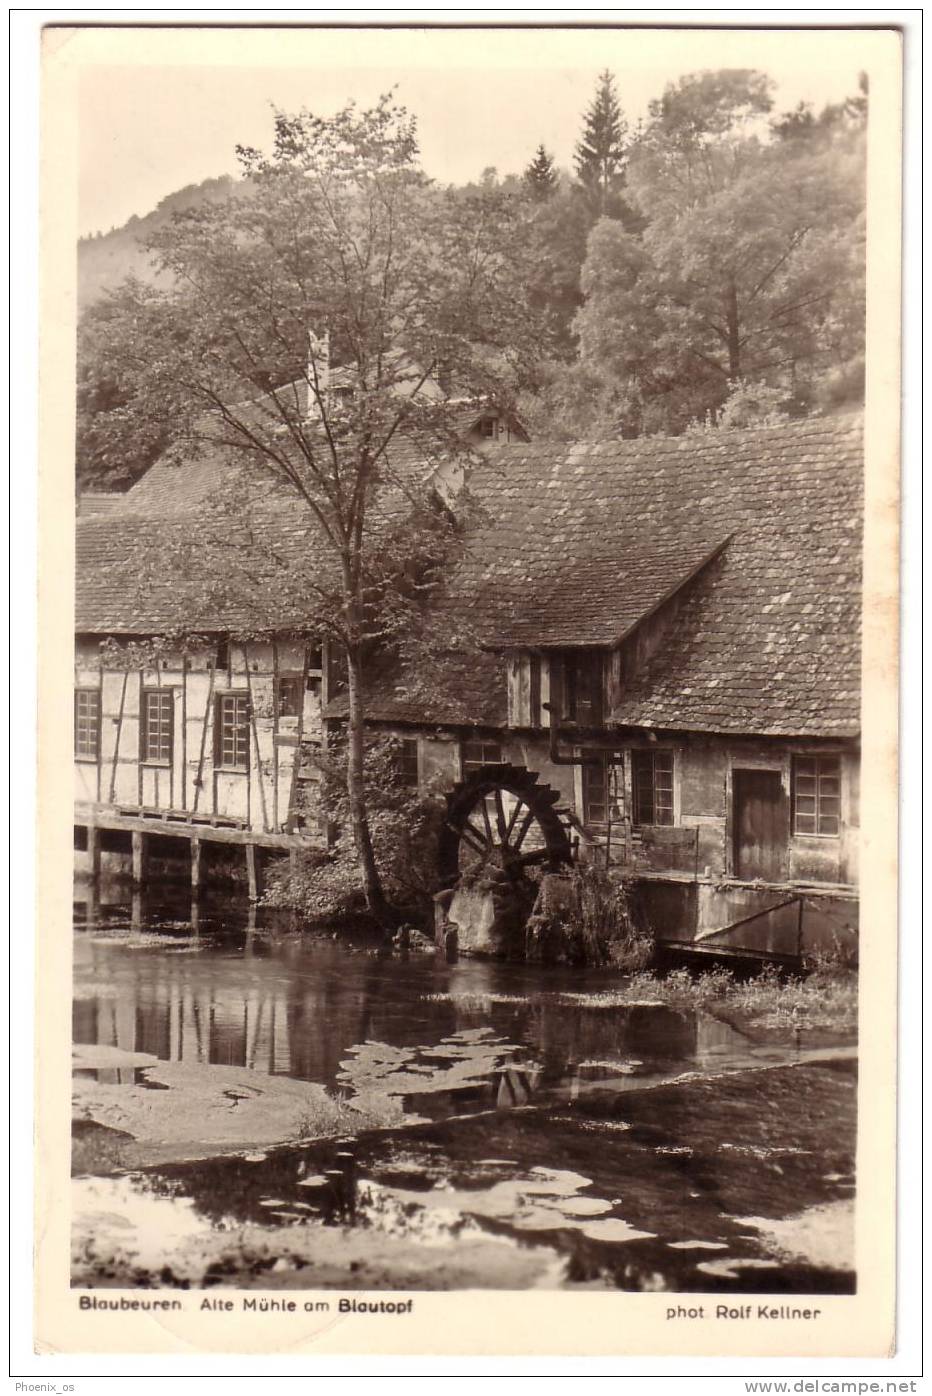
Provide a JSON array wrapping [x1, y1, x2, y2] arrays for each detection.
[[71, 885, 857, 1293]]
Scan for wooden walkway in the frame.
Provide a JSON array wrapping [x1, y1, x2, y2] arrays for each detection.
[[75, 803, 323, 900]]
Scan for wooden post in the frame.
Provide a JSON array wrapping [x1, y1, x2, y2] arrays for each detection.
[[87, 823, 101, 881], [242, 643, 270, 833], [85, 878, 99, 929], [192, 663, 216, 814], [246, 842, 261, 902], [272, 639, 280, 832], [190, 837, 202, 895], [132, 830, 147, 885], [108, 670, 129, 803]]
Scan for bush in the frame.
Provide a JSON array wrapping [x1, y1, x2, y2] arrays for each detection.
[[262, 734, 446, 924]]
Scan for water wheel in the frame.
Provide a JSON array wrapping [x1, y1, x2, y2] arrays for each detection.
[[437, 763, 573, 889]]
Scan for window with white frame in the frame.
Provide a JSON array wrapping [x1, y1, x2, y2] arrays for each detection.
[[74, 689, 101, 762], [792, 754, 841, 836], [140, 689, 174, 765], [632, 749, 674, 827]]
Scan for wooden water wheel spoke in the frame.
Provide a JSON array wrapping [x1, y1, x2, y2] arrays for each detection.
[[502, 796, 526, 845], [461, 820, 492, 856], [512, 847, 555, 869], [479, 796, 495, 846], [448, 819, 490, 858], [511, 807, 537, 853], [460, 845, 489, 875], [493, 788, 509, 844]]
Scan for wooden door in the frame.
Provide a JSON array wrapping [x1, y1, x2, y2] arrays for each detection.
[[733, 769, 786, 881]]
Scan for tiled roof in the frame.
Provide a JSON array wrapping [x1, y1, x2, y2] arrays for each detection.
[[76, 493, 127, 518], [481, 536, 731, 647], [75, 436, 456, 635], [107, 445, 251, 517], [452, 415, 862, 737], [324, 648, 508, 728], [75, 510, 323, 634], [76, 413, 863, 739]]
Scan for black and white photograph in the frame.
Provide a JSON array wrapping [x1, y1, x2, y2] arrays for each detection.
[[30, 18, 904, 1360]]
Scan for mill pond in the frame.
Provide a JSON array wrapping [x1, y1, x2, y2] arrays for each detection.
[[72, 885, 857, 1294]]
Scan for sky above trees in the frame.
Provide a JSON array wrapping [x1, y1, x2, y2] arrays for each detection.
[[77, 26, 869, 236]]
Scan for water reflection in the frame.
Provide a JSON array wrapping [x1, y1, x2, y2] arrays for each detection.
[[71, 885, 857, 1294], [74, 884, 755, 1111]]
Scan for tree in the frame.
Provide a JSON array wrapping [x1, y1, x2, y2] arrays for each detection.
[[524, 144, 558, 201], [566, 70, 866, 435], [574, 70, 629, 217], [76, 288, 170, 489], [85, 93, 548, 920], [524, 188, 593, 355]]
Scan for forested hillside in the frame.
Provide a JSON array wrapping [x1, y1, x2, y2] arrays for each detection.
[[78, 175, 238, 311], [76, 69, 866, 490]]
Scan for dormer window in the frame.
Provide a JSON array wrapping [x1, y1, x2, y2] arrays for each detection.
[[559, 652, 604, 727], [478, 416, 497, 440]]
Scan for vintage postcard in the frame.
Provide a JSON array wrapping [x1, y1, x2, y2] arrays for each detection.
[[34, 20, 902, 1361]]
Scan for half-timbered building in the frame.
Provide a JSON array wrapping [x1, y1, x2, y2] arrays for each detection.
[[75, 408, 862, 959]]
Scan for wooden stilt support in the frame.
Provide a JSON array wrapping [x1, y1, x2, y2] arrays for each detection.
[[131, 830, 147, 885], [246, 842, 261, 902], [86, 879, 99, 928], [190, 837, 202, 895], [87, 823, 101, 881]]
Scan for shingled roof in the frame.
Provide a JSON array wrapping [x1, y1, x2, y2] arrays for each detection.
[[449, 414, 863, 738], [76, 413, 863, 739], [479, 536, 732, 647]]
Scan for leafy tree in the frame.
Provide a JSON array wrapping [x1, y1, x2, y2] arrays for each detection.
[[84, 93, 548, 919], [684, 378, 789, 435], [524, 188, 593, 355], [564, 70, 866, 435], [76, 288, 171, 489], [524, 144, 558, 201], [574, 70, 629, 217], [771, 72, 868, 143]]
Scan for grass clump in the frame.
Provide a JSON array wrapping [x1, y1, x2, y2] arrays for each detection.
[[556, 960, 857, 1038]]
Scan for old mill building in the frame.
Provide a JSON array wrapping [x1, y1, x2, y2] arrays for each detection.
[[75, 412, 862, 961]]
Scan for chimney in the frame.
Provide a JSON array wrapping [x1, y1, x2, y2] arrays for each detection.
[[306, 329, 330, 420]]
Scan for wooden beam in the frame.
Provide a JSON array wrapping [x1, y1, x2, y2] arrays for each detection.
[[131, 830, 147, 885], [190, 837, 202, 894], [245, 842, 261, 902], [75, 805, 324, 851], [108, 670, 129, 803], [87, 823, 101, 881], [284, 643, 311, 834], [192, 663, 216, 814], [242, 643, 270, 833]]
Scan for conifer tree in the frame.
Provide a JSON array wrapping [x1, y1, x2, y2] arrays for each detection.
[[574, 70, 628, 215], [524, 144, 558, 201]]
